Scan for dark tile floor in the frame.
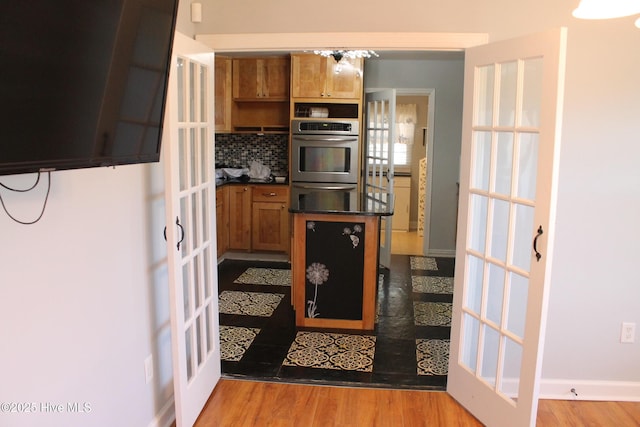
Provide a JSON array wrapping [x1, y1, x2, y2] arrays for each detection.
[[216, 254, 454, 390]]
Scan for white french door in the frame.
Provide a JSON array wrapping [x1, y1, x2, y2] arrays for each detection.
[[364, 89, 396, 268], [163, 32, 220, 427], [448, 28, 567, 427]]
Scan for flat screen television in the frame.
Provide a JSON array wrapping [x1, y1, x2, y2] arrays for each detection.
[[0, 0, 179, 176]]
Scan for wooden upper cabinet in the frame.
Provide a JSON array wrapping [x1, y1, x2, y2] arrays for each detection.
[[214, 56, 232, 132], [232, 57, 290, 101], [291, 54, 363, 100]]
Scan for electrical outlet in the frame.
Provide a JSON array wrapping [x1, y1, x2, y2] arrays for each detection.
[[144, 355, 154, 384], [620, 322, 636, 343]]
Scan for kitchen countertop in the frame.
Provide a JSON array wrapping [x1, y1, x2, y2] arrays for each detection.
[[289, 191, 394, 216], [215, 178, 288, 187]]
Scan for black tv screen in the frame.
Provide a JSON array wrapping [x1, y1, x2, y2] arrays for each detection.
[[0, 0, 178, 176]]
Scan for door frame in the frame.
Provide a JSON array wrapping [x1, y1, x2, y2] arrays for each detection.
[[366, 88, 436, 257]]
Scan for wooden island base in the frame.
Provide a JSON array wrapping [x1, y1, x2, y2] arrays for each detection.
[[291, 212, 381, 331]]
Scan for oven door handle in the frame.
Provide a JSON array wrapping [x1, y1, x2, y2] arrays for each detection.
[[293, 184, 357, 190], [293, 136, 358, 142]]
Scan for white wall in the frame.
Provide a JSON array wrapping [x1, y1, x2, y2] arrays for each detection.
[[198, 0, 640, 397], [0, 164, 172, 427]]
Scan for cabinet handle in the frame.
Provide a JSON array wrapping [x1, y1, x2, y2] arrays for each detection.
[[263, 192, 277, 197], [244, 187, 248, 191], [321, 93, 325, 97], [533, 225, 543, 262]]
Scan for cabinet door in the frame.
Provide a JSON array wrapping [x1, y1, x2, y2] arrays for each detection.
[[252, 186, 289, 252], [392, 176, 411, 231], [214, 56, 232, 132], [232, 58, 261, 100], [291, 54, 328, 98], [216, 187, 229, 257], [228, 185, 251, 250], [327, 57, 363, 99], [262, 57, 290, 100]]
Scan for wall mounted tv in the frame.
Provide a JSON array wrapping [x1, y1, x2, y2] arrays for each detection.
[[0, 0, 179, 176]]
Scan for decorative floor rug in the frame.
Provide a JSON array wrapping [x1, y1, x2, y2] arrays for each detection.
[[412, 276, 454, 294], [220, 325, 260, 361], [233, 268, 291, 286], [414, 301, 453, 327], [283, 331, 376, 372], [410, 256, 439, 271], [218, 290, 284, 317], [416, 339, 450, 376]]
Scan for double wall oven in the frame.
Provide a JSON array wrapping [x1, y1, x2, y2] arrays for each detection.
[[290, 119, 359, 204]]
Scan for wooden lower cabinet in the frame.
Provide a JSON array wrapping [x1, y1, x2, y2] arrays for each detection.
[[251, 185, 289, 252], [228, 185, 252, 250], [215, 187, 229, 257], [217, 184, 290, 256]]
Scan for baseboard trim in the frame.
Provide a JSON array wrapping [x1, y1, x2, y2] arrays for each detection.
[[539, 379, 640, 402], [425, 249, 456, 258], [147, 398, 175, 427]]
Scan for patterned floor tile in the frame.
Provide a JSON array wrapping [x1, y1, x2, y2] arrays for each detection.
[[414, 301, 452, 327], [412, 276, 453, 294], [233, 268, 291, 286], [410, 256, 438, 271], [218, 290, 284, 317], [416, 339, 450, 375], [283, 331, 376, 372], [220, 325, 260, 361]]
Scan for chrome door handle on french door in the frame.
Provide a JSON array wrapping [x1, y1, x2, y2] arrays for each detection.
[[533, 225, 543, 262]]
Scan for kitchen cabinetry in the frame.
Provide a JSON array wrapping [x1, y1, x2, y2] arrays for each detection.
[[216, 186, 229, 257], [214, 56, 232, 132], [228, 185, 252, 250], [251, 185, 289, 252], [291, 54, 363, 100], [231, 56, 290, 132], [232, 57, 289, 100], [393, 176, 411, 231]]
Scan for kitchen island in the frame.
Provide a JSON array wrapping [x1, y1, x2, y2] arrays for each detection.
[[289, 190, 393, 330]]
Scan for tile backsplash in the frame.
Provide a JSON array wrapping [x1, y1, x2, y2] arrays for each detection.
[[214, 133, 288, 175]]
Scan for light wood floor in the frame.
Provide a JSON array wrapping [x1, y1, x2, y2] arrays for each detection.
[[193, 379, 640, 426], [390, 230, 423, 255]]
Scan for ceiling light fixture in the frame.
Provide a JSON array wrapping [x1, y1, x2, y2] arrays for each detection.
[[572, 0, 640, 19], [314, 50, 379, 63]]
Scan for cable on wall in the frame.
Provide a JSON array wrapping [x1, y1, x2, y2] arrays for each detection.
[[0, 171, 52, 225]]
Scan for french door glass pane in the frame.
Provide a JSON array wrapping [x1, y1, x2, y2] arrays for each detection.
[[498, 61, 517, 127], [481, 325, 500, 387], [494, 132, 514, 196], [500, 337, 523, 402], [185, 326, 193, 380], [177, 58, 185, 122], [202, 189, 209, 241], [521, 58, 543, 128], [182, 263, 190, 321], [469, 194, 488, 253], [200, 128, 207, 184], [486, 263, 505, 325], [196, 315, 203, 367], [189, 62, 196, 122], [191, 192, 199, 250], [507, 272, 529, 339], [203, 247, 212, 299], [465, 255, 484, 314], [190, 129, 197, 187], [472, 131, 492, 191], [205, 305, 212, 354], [462, 313, 480, 374], [475, 65, 495, 127], [489, 199, 509, 262], [180, 198, 189, 258], [517, 133, 539, 201], [193, 254, 200, 309], [179, 129, 187, 191], [200, 66, 207, 122], [512, 204, 534, 271]]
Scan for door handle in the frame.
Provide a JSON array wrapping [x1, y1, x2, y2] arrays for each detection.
[[533, 225, 543, 262], [176, 216, 185, 251]]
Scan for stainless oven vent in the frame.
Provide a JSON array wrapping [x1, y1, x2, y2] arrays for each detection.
[[292, 120, 359, 135]]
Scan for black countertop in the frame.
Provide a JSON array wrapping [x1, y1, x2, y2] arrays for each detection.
[[289, 191, 394, 216], [215, 178, 288, 187]]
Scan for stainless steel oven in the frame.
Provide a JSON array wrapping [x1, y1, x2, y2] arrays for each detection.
[[291, 119, 359, 184], [290, 182, 359, 210]]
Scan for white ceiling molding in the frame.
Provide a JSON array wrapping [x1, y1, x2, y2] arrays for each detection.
[[195, 32, 489, 52]]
